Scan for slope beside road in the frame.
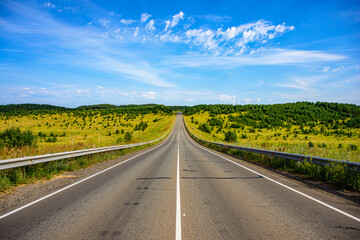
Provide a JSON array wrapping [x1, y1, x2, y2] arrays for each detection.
[[0, 113, 359, 239]]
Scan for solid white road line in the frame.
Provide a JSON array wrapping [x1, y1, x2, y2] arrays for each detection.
[[176, 133, 182, 240], [184, 126, 360, 223], [0, 129, 174, 220]]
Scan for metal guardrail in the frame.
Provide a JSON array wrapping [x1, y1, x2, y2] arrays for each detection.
[[0, 131, 171, 171], [183, 119, 360, 172]]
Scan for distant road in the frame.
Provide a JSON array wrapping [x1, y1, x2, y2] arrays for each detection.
[[0, 113, 359, 239]]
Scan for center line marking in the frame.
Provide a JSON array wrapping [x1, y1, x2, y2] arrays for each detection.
[[176, 132, 182, 240]]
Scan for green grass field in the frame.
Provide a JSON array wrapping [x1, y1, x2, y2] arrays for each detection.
[[0, 112, 175, 159], [184, 112, 360, 162]]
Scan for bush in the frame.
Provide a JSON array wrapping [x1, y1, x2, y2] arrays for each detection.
[[199, 123, 212, 133], [124, 131, 132, 142], [349, 144, 358, 151], [308, 141, 314, 148], [224, 130, 237, 142], [45, 136, 57, 143], [0, 127, 37, 148]]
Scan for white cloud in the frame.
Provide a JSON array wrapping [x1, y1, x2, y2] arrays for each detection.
[[44, 2, 55, 9], [97, 57, 173, 87], [185, 29, 218, 51], [166, 49, 345, 68], [141, 13, 151, 24], [120, 19, 136, 25], [219, 94, 236, 104], [164, 11, 184, 31], [133, 26, 139, 37], [99, 18, 110, 28], [257, 97, 261, 103], [276, 75, 328, 91], [164, 20, 171, 31], [141, 91, 156, 99], [244, 98, 251, 104], [198, 15, 232, 23], [313, 65, 344, 73], [171, 11, 184, 28], [146, 19, 155, 32], [159, 19, 294, 55]]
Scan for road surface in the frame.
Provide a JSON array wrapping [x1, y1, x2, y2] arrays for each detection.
[[0, 113, 359, 239]]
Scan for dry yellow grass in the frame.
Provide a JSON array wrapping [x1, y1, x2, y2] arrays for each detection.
[[0, 112, 175, 159], [184, 113, 360, 162]]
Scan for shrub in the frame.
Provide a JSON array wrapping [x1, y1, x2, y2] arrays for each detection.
[[0, 127, 37, 148], [308, 141, 314, 148], [124, 131, 132, 142], [224, 130, 237, 142], [199, 123, 212, 133], [349, 144, 358, 151]]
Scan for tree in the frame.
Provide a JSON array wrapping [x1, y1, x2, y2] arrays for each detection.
[[0, 127, 37, 148], [124, 131, 132, 142], [224, 130, 237, 142]]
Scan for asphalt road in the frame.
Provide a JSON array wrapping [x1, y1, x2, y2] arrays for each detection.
[[0, 113, 359, 239]]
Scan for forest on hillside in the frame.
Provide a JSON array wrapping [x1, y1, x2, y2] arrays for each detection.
[[184, 102, 360, 132], [0, 104, 173, 116]]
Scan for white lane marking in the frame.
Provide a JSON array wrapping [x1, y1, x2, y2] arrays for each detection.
[[0, 130, 175, 220], [176, 132, 182, 240], [184, 126, 360, 223]]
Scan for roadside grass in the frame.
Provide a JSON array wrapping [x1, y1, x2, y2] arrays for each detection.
[[0, 113, 175, 159], [184, 113, 360, 162], [184, 121, 360, 191], [0, 126, 173, 191]]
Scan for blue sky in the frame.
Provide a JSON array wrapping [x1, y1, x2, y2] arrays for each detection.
[[0, 0, 359, 107]]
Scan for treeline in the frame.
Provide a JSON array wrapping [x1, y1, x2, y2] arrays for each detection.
[[0, 104, 66, 113], [0, 104, 173, 116], [185, 102, 360, 129]]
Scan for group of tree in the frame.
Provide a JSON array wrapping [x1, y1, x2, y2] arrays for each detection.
[[186, 102, 360, 134], [134, 121, 148, 131], [0, 104, 174, 117]]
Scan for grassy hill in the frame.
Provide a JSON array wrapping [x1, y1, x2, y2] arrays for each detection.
[[184, 102, 360, 162]]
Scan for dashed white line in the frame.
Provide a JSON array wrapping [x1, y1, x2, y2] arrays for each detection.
[[184, 125, 360, 223], [176, 133, 182, 240]]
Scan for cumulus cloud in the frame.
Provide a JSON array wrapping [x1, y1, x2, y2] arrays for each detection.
[[120, 19, 136, 25], [219, 94, 236, 104], [159, 19, 295, 54], [185, 29, 218, 50], [244, 98, 251, 104], [171, 11, 184, 28], [141, 13, 151, 24], [164, 11, 184, 31], [164, 20, 171, 31], [146, 20, 155, 32], [141, 91, 156, 99]]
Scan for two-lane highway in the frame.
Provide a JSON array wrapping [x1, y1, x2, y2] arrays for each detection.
[[0, 113, 359, 239]]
